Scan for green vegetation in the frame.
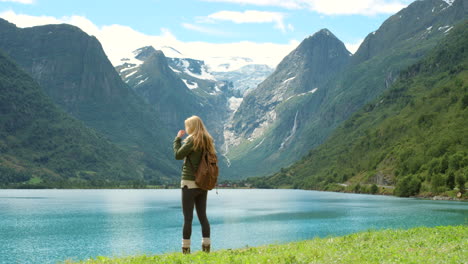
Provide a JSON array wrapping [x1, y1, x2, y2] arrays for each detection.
[[223, 0, 465, 180], [0, 51, 151, 188], [65, 225, 467, 264], [252, 21, 468, 197], [0, 19, 179, 186]]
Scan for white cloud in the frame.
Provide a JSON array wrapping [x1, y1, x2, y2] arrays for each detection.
[[203, 0, 302, 9], [0, 10, 297, 71], [345, 38, 364, 54], [205, 10, 288, 32], [0, 0, 34, 4], [0, 10, 100, 35], [202, 0, 410, 15], [309, 0, 408, 15], [182, 22, 231, 36]]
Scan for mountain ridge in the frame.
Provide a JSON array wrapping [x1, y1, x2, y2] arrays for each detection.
[[0, 50, 144, 188], [0, 19, 180, 183], [222, 0, 466, 179], [252, 20, 468, 197]]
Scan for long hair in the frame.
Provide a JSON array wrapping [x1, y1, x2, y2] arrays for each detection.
[[184, 116, 216, 154]]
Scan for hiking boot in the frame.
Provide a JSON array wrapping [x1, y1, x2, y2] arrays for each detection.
[[182, 247, 190, 254], [202, 244, 210, 253]]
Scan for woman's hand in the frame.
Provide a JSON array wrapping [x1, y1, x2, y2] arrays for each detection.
[[177, 130, 186, 138]]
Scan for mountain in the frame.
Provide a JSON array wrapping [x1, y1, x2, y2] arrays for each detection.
[[224, 29, 351, 178], [223, 0, 466, 179], [0, 19, 179, 183], [352, 0, 466, 65], [254, 20, 468, 197], [166, 55, 240, 99], [0, 51, 143, 188], [211, 64, 274, 96], [116, 47, 204, 131], [115, 46, 231, 148]]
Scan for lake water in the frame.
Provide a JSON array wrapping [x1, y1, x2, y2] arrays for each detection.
[[0, 189, 466, 264]]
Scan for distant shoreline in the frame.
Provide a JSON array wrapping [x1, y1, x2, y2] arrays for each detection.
[[1, 186, 466, 201]]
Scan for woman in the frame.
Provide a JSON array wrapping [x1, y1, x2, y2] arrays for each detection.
[[173, 115, 215, 254]]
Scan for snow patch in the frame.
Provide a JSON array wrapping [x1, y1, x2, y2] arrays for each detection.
[[205, 56, 262, 72], [438, 25, 450, 31], [253, 138, 265, 150], [169, 66, 181, 73], [182, 79, 198, 89], [120, 65, 138, 73], [284, 88, 318, 102], [442, 0, 455, 6], [136, 77, 148, 86], [175, 58, 216, 80], [282, 76, 296, 84], [444, 26, 454, 33], [118, 55, 144, 68], [125, 70, 138, 78], [185, 67, 216, 80], [426, 26, 433, 31], [228, 97, 243, 112]]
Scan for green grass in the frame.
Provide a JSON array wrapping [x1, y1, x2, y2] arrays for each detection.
[[65, 225, 467, 264]]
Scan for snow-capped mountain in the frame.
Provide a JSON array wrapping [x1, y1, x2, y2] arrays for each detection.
[[118, 47, 271, 97], [115, 46, 236, 153], [166, 57, 230, 97], [212, 64, 274, 96], [115, 45, 276, 170]]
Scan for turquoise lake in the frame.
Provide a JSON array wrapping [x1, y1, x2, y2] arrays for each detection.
[[0, 189, 466, 264]]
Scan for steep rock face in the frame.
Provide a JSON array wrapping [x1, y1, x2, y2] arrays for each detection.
[[116, 46, 231, 148], [224, 0, 466, 179], [0, 21, 125, 109], [223, 29, 351, 178], [316, 0, 467, 129], [0, 51, 141, 188], [353, 0, 466, 64], [0, 19, 179, 181], [118, 47, 200, 130], [229, 29, 350, 144], [260, 21, 468, 196]]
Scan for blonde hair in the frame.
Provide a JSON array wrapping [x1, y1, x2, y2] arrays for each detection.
[[184, 116, 216, 154]]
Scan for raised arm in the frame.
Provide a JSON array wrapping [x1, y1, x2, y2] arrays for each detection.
[[173, 136, 194, 160]]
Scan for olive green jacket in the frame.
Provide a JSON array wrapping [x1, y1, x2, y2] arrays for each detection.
[[173, 136, 202, 181]]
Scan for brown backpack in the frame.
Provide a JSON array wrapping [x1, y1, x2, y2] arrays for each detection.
[[187, 150, 219, 190]]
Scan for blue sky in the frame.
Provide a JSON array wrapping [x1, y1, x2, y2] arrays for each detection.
[[0, 0, 416, 69]]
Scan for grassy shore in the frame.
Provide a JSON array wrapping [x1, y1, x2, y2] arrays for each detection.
[[65, 225, 467, 264]]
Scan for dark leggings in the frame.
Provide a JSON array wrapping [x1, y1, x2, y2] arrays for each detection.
[[182, 186, 210, 239]]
